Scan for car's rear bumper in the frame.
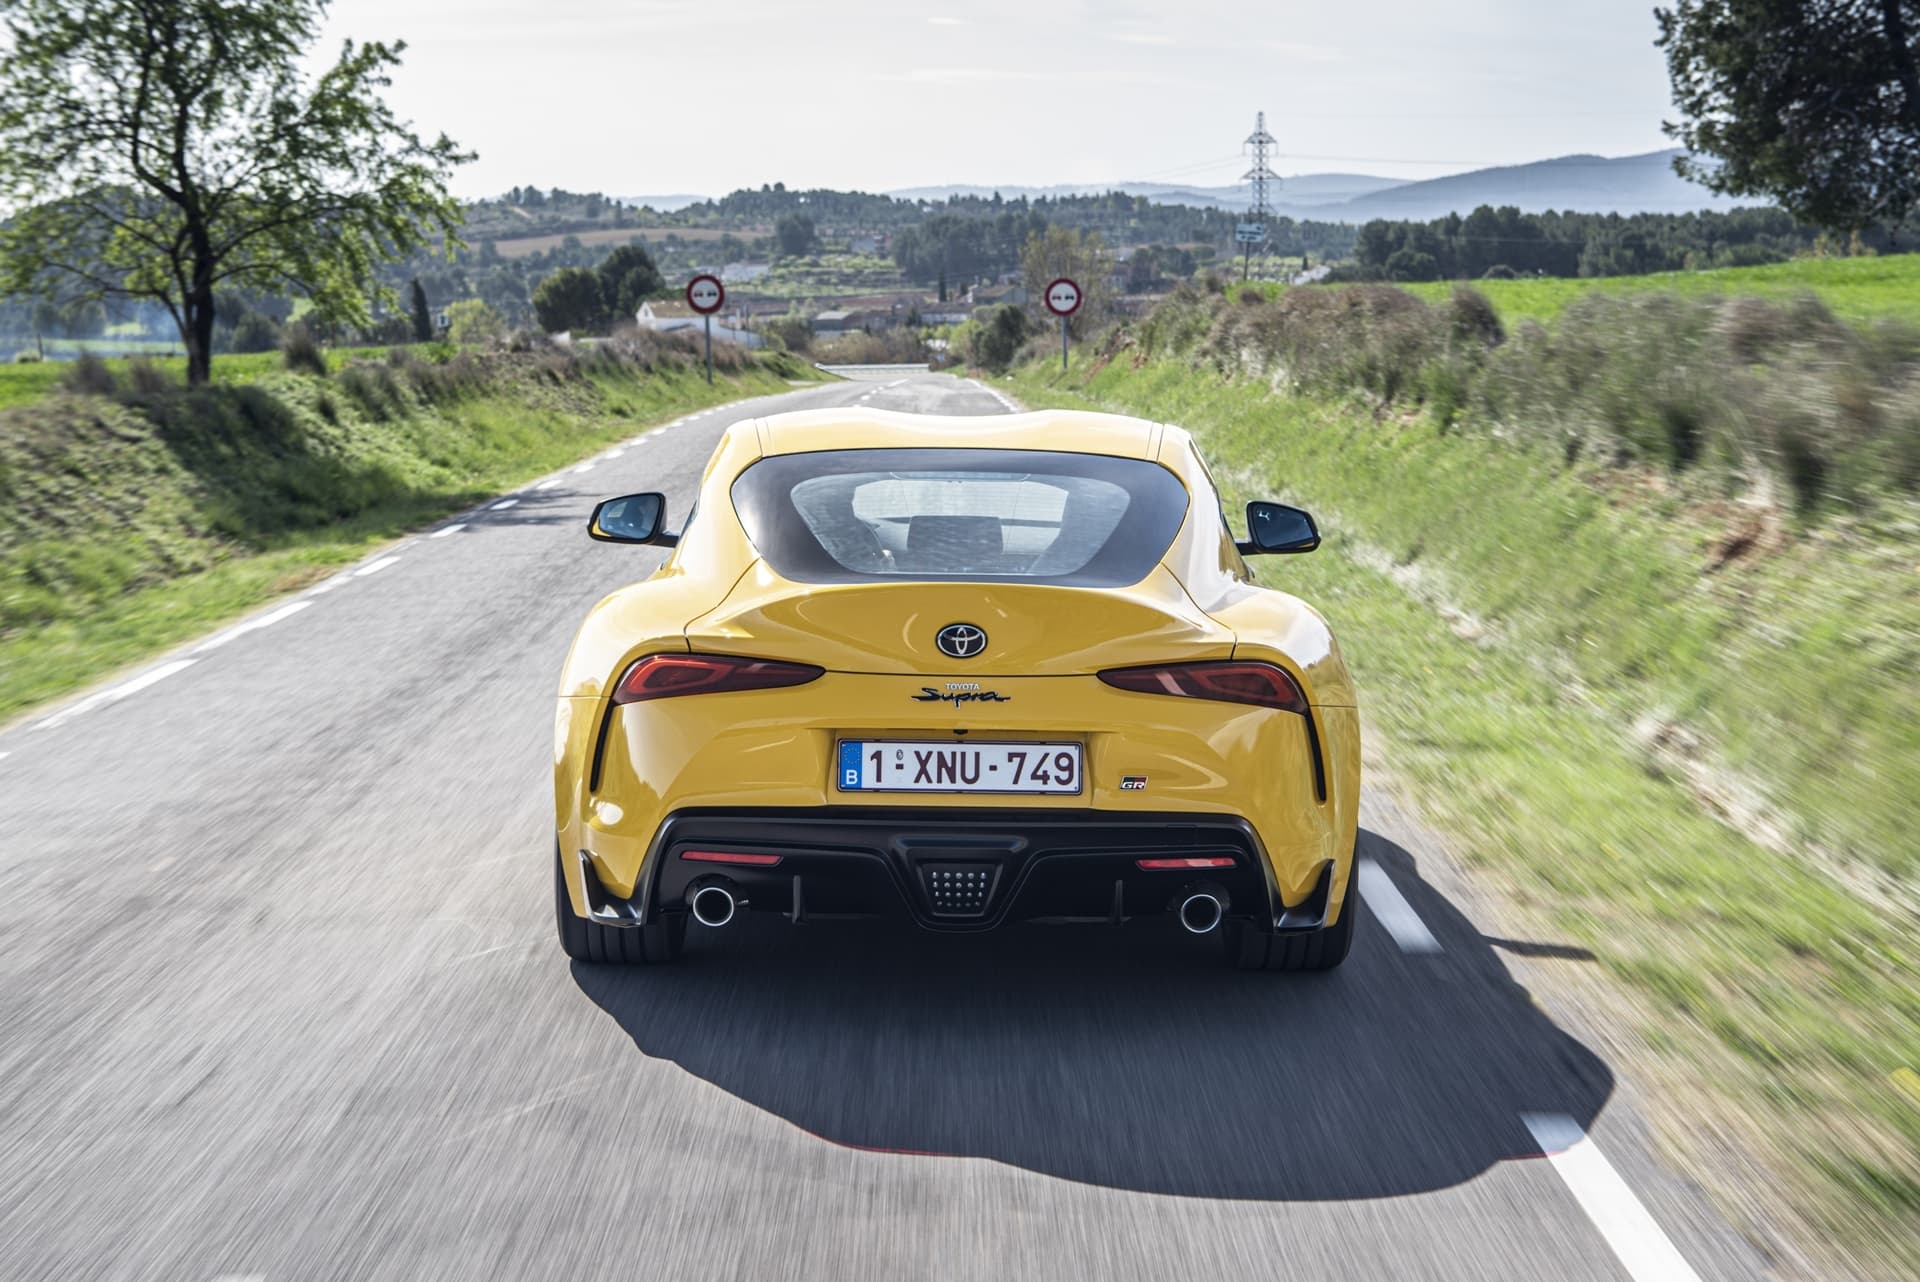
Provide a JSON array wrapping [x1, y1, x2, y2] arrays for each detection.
[[577, 807, 1342, 934]]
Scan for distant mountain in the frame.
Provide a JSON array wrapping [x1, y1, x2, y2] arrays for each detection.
[[884, 174, 1402, 211], [616, 194, 710, 213], [888, 151, 1738, 222], [1308, 149, 1738, 221]]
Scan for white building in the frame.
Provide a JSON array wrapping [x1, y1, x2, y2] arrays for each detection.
[[635, 301, 765, 349]]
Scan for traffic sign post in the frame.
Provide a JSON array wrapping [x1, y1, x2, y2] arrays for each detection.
[[686, 274, 725, 383], [1235, 222, 1268, 282], [1044, 277, 1082, 372]]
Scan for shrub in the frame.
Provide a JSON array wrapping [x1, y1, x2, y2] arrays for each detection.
[[281, 322, 327, 377], [446, 299, 507, 347], [124, 358, 173, 396], [966, 305, 1029, 372], [230, 311, 282, 354], [760, 314, 813, 354], [61, 352, 117, 396]]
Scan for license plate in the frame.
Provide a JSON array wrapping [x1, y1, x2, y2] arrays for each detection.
[[836, 740, 1083, 795]]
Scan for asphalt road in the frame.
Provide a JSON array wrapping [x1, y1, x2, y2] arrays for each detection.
[[0, 369, 1775, 1281]]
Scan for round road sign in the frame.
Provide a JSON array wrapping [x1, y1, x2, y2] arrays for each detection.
[[686, 274, 725, 315], [1044, 277, 1083, 317]]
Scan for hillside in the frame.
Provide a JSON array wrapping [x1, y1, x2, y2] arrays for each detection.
[[887, 150, 1740, 220]]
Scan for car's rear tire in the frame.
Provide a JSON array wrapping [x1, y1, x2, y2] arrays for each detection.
[[555, 848, 685, 964], [1227, 876, 1359, 972]]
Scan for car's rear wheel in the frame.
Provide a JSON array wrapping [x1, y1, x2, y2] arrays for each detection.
[[1227, 880, 1359, 972], [555, 848, 685, 964]]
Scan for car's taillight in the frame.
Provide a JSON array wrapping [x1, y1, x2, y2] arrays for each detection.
[[1097, 661, 1308, 714], [611, 653, 823, 704], [681, 850, 783, 866]]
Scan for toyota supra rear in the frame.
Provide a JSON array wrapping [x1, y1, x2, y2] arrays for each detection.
[[552, 408, 1361, 970]]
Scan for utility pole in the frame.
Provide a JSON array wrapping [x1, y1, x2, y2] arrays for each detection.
[[1241, 111, 1278, 282]]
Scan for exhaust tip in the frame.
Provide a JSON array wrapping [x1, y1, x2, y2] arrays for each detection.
[[690, 883, 737, 928], [1178, 892, 1224, 935]]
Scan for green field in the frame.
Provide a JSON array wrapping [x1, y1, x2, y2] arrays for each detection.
[[1395, 253, 1920, 326]]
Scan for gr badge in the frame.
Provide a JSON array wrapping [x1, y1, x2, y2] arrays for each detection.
[[1120, 775, 1148, 791]]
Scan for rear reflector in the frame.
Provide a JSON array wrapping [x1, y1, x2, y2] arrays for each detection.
[[1098, 661, 1308, 714], [1137, 856, 1237, 871], [681, 850, 783, 866], [613, 653, 823, 704]]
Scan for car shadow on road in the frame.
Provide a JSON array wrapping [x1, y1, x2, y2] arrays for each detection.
[[571, 826, 1611, 1201]]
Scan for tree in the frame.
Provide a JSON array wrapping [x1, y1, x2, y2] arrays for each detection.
[[775, 213, 818, 257], [596, 244, 664, 319], [532, 267, 607, 334], [1658, 1, 1920, 234], [444, 299, 505, 346], [0, 0, 471, 385], [966, 304, 1029, 372], [409, 279, 433, 342], [1020, 227, 1111, 338]]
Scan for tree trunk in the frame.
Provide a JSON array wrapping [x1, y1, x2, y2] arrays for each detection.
[[183, 287, 215, 385]]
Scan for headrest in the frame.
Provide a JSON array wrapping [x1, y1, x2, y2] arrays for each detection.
[[906, 515, 1002, 565]]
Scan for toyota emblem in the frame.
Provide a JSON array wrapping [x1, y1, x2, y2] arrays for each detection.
[[935, 623, 988, 659]]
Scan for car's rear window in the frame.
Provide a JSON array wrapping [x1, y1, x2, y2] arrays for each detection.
[[730, 448, 1189, 586]]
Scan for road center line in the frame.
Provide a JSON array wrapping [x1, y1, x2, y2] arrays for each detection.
[[489, 499, 518, 511], [1356, 858, 1442, 953], [429, 523, 466, 538], [195, 600, 313, 653], [1521, 1114, 1704, 1282], [354, 556, 400, 577], [34, 659, 196, 731]]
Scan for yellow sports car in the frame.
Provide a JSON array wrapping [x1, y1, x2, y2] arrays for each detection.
[[553, 408, 1361, 969]]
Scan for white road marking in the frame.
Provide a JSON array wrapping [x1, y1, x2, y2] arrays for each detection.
[[429, 523, 466, 539], [602, 448, 624, 459], [1522, 1114, 1705, 1282], [573, 463, 595, 473], [0, 751, 9, 763], [195, 601, 313, 653], [535, 479, 561, 491], [489, 499, 518, 511], [353, 556, 400, 578], [34, 660, 196, 731], [1356, 858, 1441, 954]]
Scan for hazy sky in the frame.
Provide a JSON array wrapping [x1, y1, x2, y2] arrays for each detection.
[[317, 0, 1679, 200]]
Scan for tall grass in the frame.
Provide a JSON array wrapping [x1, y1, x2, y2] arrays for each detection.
[[1148, 282, 1920, 514]]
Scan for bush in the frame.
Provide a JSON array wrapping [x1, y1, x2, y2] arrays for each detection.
[[12, 350, 43, 363], [61, 352, 117, 396], [966, 304, 1029, 372], [760, 314, 813, 354], [281, 322, 327, 377], [445, 300, 507, 347], [124, 358, 173, 396], [230, 311, 282, 354]]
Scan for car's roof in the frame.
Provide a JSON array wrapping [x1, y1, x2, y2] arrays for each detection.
[[745, 407, 1166, 460]]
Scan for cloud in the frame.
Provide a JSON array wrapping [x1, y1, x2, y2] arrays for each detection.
[[927, 15, 964, 24], [1108, 31, 1176, 46]]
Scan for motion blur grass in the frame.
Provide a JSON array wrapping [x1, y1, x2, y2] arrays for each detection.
[[1393, 253, 1920, 327], [1011, 348, 1920, 1280], [0, 337, 817, 721]]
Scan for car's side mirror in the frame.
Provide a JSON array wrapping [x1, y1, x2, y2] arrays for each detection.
[[588, 492, 678, 547], [1236, 501, 1320, 555]]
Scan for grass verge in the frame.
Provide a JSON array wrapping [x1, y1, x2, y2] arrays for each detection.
[[1392, 253, 1920, 327], [1009, 358, 1920, 1281], [1, 343, 816, 722]]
